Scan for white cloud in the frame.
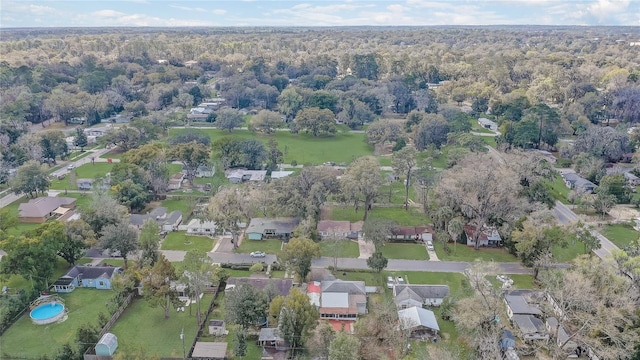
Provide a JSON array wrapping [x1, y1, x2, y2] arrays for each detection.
[[169, 5, 207, 13], [211, 9, 227, 15], [92, 10, 126, 18], [587, 0, 630, 17]]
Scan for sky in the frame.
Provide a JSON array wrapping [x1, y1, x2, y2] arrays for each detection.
[[1, 0, 639, 28]]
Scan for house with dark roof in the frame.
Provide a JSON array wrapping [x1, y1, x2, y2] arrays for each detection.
[[258, 327, 288, 350], [225, 277, 293, 297], [225, 169, 267, 183], [546, 317, 578, 354], [317, 280, 368, 323], [52, 265, 122, 293], [195, 165, 215, 178], [504, 290, 549, 342], [130, 207, 182, 232], [389, 226, 434, 242], [18, 196, 76, 223], [398, 306, 440, 338], [246, 217, 300, 240], [208, 320, 228, 336], [393, 284, 450, 308], [563, 172, 597, 193]]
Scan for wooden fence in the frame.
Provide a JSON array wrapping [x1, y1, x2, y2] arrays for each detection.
[[84, 292, 135, 360]]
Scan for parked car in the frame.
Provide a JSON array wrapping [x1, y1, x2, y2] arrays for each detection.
[[250, 251, 266, 258], [386, 276, 395, 289], [67, 164, 76, 170], [426, 240, 434, 251], [396, 276, 405, 285]]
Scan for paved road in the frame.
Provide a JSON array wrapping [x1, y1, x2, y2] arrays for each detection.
[[591, 230, 621, 259], [553, 201, 580, 225], [206, 252, 534, 274]]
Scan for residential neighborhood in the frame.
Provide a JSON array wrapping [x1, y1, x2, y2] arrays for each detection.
[[1, 23, 639, 360]]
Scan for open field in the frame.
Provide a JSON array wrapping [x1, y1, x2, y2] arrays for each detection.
[[110, 293, 213, 358], [433, 242, 518, 263], [329, 205, 429, 226], [169, 128, 373, 165], [601, 223, 639, 248], [319, 240, 360, 258], [380, 243, 429, 260], [161, 232, 215, 252], [0, 288, 110, 358], [49, 163, 114, 190]]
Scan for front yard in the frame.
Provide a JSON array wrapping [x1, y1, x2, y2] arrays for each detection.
[[329, 205, 430, 226], [161, 232, 215, 252], [319, 240, 360, 258], [49, 162, 114, 190], [379, 243, 429, 260], [0, 288, 110, 358], [600, 223, 639, 248], [433, 242, 519, 263]]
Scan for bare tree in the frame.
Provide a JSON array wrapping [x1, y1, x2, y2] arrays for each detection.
[[208, 187, 253, 249], [340, 156, 383, 221], [391, 146, 417, 210]]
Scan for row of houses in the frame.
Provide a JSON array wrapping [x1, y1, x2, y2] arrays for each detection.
[[187, 99, 227, 121]]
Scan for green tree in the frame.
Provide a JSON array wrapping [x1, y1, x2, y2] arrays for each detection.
[[392, 146, 417, 210], [329, 331, 361, 360], [278, 87, 303, 122], [598, 174, 630, 204], [266, 138, 283, 171], [367, 251, 388, 273], [306, 321, 336, 360], [366, 120, 402, 147], [413, 114, 450, 150], [168, 141, 210, 184], [272, 288, 319, 355], [295, 107, 336, 137], [250, 110, 282, 134], [76, 323, 99, 358], [138, 219, 160, 266], [512, 214, 568, 279], [0, 208, 18, 232], [340, 156, 383, 221], [181, 250, 225, 326], [362, 219, 397, 249], [74, 127, 88, 151], [114, 178, 149, 212], [591, 192, 617, 217], [234, 329, 247, 357], [59, 219, 95, 265], [208, 187, 253, 249], [83, 190, 129, 234], [11, 160, 50, 198], [0, 222, 65, 289], [214, 108, 244, 133], [100, 221, 138, 269], [224, 283, 269, 330], [574, 222, 601, 255], [279, 237, 321, 282], [140, 254, 181, 319]]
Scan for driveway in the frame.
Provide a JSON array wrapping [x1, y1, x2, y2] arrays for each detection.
[[357, 238, 375, 259]]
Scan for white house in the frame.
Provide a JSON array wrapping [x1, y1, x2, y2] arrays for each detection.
[[186, 219, 217, 236], [195, 165, 215, 178], [393, 284, 450, 308]]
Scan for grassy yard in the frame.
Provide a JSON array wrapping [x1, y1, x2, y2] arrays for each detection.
[[223, 269, 286, 279], [329, 206, 429, 226], [161, 232, 215, 252], [0, 288, 111, 358], [49, 163, 114, 190], [433, 242, 518, 263], [169, 128, 373, 165], [319, 240, 360, 258], [601, 223, 639, 248], [161, 198, 195, 215], [552, 240, 588, 263], [236, 239, 283, 255], [57, 192, 93, 210], [547, 175, 570, 204], [380, 243, 429, 260], [110, 294, 214, 358]]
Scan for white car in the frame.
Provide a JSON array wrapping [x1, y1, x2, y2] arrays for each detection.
[[67, 164, 76, 170], [426, 240, 434, 251], [386, 276, 395, 289], [250, 251, 266, 258]]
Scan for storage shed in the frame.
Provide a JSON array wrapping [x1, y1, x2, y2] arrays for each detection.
[[95, 332, 118, 356]]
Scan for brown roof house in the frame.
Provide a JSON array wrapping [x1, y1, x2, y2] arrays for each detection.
[[317, 220, 363, 239], [18, 196, 76, 223]]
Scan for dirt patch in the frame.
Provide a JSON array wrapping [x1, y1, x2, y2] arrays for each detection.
[[608, 205, 640, 222], [320, 206, 332, 221]]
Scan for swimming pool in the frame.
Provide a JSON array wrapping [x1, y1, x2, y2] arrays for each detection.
[[30, 302, 65, 325]]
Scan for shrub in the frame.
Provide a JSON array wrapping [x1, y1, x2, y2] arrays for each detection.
[[249, 263, 264, 273]]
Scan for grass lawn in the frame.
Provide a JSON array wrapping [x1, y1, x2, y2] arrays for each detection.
[[161, 232, 215, 252], [110, 294, 213, 358], [319, 240, 360, 258], [552, 240, 588, 263], [477, 135, 497, 148], [380, 243, 429, 260], [223, 269, 286, 279], [57, 192, 93, 210], [547, 175, 570, 204], [236, 239, 283, 255], [169, 128, 373, 165], [329, 206, 429, 226], [0, 288, 111, 358], [601, 223, 639, 248], [509, 274, 537, 289], [161, 198, 194, 215], [99, 148, 126, 159], [49, 163, 114, 190], [433, 242, 518, 263]]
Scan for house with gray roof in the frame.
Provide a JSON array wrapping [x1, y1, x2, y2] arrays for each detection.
[[546, 317, 578, 354], [318, 280, 368, 321], [512, 314, 549, 341], [393, 284, 450, 308], [52, 265, 122, 293], [258, 327, 287, 350], [504, 290, 544, 319], [225, 169, 267, 184], [130, 207, 182, 232], [563, 172, 597, 193], [398, 306, 440, 338], [246, 217, 300, 240]]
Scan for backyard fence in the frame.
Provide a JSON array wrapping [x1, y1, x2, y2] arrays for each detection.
[[187, 283, 223, 359], [98, 291, 134, 338]]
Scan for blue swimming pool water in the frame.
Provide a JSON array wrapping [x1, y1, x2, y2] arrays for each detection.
[[30, 303, 64, 320]]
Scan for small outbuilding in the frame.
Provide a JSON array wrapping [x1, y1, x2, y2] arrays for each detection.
[[95, 332, 118, 356]]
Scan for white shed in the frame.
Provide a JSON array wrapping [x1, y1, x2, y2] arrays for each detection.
[[95, 332, 118, 356]]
